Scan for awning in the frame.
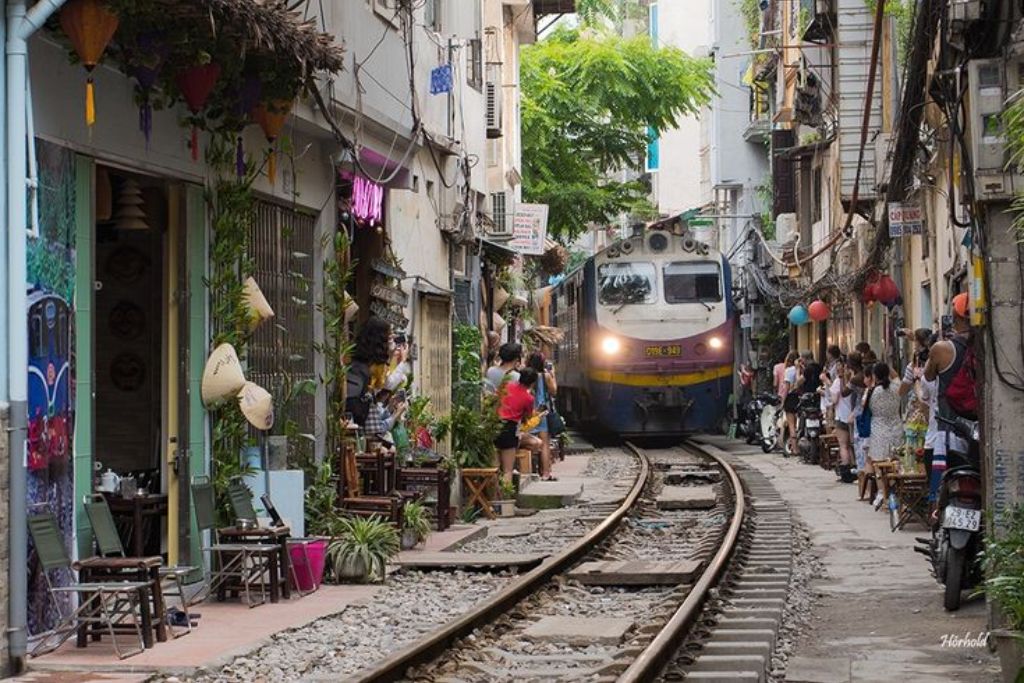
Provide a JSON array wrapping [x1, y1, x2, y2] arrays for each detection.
[[478, 237, 517, 262]]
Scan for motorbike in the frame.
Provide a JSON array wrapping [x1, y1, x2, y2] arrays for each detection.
[[757, 394, 782, 453], [737, 393, 771, 445], [914, 415, 982, 611], [796, 392, 823, 464]]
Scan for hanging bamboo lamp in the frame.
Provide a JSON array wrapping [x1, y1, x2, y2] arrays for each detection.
[[59, 0, 119, 128]]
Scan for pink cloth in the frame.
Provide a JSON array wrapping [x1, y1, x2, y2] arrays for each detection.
[[773, 362, 787, 399]]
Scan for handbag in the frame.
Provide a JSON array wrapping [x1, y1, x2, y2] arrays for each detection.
[[856, 387, 874, 439], [546, 397, 566, 437]]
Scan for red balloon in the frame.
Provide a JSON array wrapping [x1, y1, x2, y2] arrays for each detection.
[[808, 300, 830, 322]]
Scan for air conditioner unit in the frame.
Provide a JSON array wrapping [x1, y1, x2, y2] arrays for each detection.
[[485, 65, 503, 139]]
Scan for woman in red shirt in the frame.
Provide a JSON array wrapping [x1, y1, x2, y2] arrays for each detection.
[[495, 368, 545, 482]]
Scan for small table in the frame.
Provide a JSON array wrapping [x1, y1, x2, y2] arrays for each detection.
[[76, 556, 166, 649], [103, 493, 168, 558], [462, 468, 499, 520], [217, 525, 292, 602]]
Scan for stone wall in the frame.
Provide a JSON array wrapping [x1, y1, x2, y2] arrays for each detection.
[[0, 404, 10, 677]]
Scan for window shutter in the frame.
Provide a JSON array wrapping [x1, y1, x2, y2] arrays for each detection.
[[772, 129, 796, 217]]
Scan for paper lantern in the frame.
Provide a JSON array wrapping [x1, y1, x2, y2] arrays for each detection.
[[175, 63, 221, 161], [200, 343, 246, 406], [252, 99, 294, 184], [113, 179, 148, 230], [242, 277, 274, 329], [788, 305, 809, 326], [238, 381, 274, 431], [60, 0, 119, 127], [229, 74, 262, 177], [862, 282, 877, 303], [875, 274, 900, 305], [808, 300, 830, 322], [127, 32, 168, 146]]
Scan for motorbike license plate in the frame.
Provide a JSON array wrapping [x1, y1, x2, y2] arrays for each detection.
[[806, 419, 820, 428], [645, 345, 681, 357], [943, 506, 981, 532]]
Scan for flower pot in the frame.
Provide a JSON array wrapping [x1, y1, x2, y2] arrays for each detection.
[[289, 539, 327, 592], [400, 528, 419, 550], [992, 630, 1024, 683], [495, 499, 516, 518], [335, 555, 370, 583]]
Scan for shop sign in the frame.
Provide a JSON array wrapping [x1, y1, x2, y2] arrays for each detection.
[[888, 202, 923, 237], [353, 176, 384, 225], [371, 281, 409, 306], [509, 203, 549, 255], [369, 299, 409, 329], [371, 258, 405, 280]]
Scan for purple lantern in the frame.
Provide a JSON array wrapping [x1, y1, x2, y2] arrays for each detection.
[[128, 32, 168, 146]]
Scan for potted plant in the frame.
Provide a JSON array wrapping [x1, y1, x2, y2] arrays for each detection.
[[401, 501, 431, 550], [981, 505, 1024, 683], [494, 478, 517, 518], [326, 515, 399, 584]]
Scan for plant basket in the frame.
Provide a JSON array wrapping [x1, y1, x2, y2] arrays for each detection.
[[288, 539, 327, 592], [336, 555, 369, 583], [992, 630, 1024, 683]]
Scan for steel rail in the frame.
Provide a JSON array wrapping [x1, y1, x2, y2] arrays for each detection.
[[348, 444, 651, 683], [617, 440, 747, 682]]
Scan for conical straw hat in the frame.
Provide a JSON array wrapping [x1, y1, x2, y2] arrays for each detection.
[[493, 286, 510, 311], [201, 343, 246, 406], [492, 312, 506, 332], [238, 381, 274, 431], [343, 296, 359, 323], [242, 277, 274, 329]]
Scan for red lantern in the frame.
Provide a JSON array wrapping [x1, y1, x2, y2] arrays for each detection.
[[59, 0, 119, 127], [808, 300, 830, 322], [252, 99, 294, 184], [876, 274, 900, 305], [175, 63, 221, 161]]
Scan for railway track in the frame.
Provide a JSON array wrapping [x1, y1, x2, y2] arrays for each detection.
[[347, 440, 794, 683]]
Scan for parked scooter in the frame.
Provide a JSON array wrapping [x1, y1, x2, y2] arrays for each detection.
[[796, 392, 823, 464], [914, 415, 982, 611], [757, 394, 782, 454], [735, 394, 760, 444]]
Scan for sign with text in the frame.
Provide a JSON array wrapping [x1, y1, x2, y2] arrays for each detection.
[[371, 281, 409, 307], [369, 299, 409, 330], [888, 202, 923, 237], [509, 203, 549, 255]]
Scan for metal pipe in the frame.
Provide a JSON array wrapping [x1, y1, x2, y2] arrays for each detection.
[[8, 0, 68, 668]]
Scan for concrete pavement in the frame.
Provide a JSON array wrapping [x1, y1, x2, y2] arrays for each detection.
[[698, 435, 1002, 683]]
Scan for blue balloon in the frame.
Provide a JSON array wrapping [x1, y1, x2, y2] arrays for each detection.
[[788, 305, 809, 326]]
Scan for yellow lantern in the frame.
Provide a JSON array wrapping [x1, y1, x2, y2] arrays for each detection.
[[59, 0, 119, 127]]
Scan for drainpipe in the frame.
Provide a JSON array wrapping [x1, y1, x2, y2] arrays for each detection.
[[8, 0, 69, 670]]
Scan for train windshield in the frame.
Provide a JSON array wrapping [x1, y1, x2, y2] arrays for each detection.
[[663, 262, 722, 304], [597, 262, 656, 305]]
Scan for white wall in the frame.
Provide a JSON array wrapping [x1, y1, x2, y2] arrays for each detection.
[[653, 0, 710, 216]]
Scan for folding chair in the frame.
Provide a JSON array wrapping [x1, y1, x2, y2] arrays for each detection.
[[192, 478, 277, 607], [28, 513, 151, 659], [84, 496, 196, 637]]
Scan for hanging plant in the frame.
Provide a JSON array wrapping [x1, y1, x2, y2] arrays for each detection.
[[538, 244, 569, 276], [123, 30, 168, 146], [59, 0, 120, 127]]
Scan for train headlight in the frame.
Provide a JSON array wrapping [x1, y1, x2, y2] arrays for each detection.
[[709, 336, 724, 350], [601, 336, 622, 355]]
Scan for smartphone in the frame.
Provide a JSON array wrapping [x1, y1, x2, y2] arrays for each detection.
[[394, 333, 407, 346]]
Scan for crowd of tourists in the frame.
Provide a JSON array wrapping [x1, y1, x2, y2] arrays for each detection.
[[766, 292, 976, 510]]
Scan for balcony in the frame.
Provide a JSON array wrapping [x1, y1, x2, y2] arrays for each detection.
[[800, 0, 835, 44], [744, 115, 771, 144], [533, 0, 576, 14]]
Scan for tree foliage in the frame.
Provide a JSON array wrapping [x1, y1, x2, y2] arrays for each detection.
[[521, 28, 715, 241]]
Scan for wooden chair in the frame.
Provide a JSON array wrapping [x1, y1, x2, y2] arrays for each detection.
[[28, 513, 152, 659], [819, 434, 840, 471], [396, 467, 452, 531], [873, 460, 899, 502], [515, 449, 533, 475], [886, 471, 929, 531], [84, 496, 195, 638], [462, 468, 499, 520]]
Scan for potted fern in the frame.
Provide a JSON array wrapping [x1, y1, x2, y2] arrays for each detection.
[[326, 515, 399, 584], [401, 501, 432, 550], [982, 505, 1024, 683]]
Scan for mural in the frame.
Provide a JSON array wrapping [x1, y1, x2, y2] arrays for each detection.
[[25, 140, 76, 635]]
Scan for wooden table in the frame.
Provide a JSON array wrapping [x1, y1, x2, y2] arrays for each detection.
[[103, 493, 168, 558], [76, 556, 166, 649], [217, 525, 292, 602]]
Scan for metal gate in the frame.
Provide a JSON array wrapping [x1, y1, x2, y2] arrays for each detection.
[[419, 295, 452, 454]]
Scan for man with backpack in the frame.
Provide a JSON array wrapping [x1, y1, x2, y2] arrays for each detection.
[[924, 293, 975, 496]]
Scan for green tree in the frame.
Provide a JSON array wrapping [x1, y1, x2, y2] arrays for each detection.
[[522, 27, 714, 241]]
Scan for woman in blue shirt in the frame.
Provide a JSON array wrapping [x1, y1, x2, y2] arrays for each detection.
[[526, 352, 558, 480]]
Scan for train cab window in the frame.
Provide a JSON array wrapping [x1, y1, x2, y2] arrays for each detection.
[[597, 262, 656, 306], [30, 312, 44, 358], [663, 262, 722, 304]]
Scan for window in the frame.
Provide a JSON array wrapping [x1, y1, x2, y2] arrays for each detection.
[[467, 38, 483, 90], [663, 261, 722, 304], [598, 262, 656, 305], [490, 191, 508, 233], [921, 283, 933, 330]]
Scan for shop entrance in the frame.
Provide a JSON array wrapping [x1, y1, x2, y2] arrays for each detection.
[[91, 165, 186, 558]]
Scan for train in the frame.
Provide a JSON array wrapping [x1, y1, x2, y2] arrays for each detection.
[[550, 224, 735, 437]]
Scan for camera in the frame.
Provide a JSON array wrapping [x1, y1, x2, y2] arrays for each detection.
[[394, 333, 407, 346]]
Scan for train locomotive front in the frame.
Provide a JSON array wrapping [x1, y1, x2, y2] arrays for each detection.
[[553, 229, 734, 437]]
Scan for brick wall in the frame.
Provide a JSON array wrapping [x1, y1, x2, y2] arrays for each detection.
[[0, 405, 10, 677]]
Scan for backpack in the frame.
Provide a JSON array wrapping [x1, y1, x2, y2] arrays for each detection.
[[945, 337, 978, 419], [344, 361, 372, 426]]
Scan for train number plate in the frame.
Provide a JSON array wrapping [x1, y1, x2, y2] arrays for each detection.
[[943, 506, 981, 532], [645, 345, 682, 357]]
